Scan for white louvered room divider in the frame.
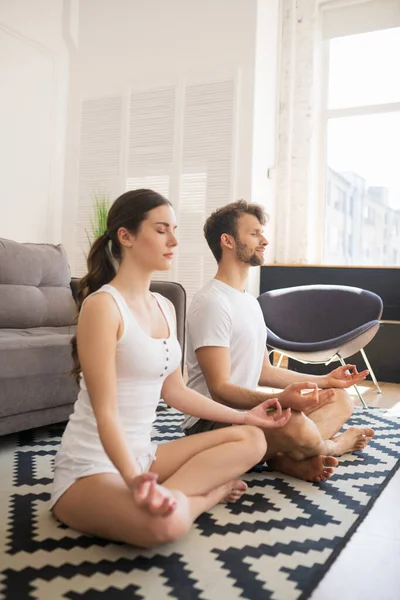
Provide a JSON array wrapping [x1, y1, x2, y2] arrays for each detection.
[[74, 96, 123, 276], [74, 78, 236, 305]]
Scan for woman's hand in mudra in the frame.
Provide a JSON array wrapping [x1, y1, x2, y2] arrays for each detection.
[[243, 398, 291, 429], [130, 473, 177, 517]]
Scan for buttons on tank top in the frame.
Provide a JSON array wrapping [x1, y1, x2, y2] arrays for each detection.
[[160, 339, 170, 377]]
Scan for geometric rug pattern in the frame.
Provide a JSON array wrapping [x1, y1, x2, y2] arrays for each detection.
[[0, 408, 399, 600]]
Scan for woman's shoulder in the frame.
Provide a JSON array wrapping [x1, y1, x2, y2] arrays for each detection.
[[80, 287, 121, 321], [152, 293, 177, 329], [156, 294, 175, 315]]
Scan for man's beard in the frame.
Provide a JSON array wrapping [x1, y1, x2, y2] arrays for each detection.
[[235, 239, 264, 266]]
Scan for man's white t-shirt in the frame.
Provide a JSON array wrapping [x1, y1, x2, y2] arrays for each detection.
[[182, 279, 267, 431]]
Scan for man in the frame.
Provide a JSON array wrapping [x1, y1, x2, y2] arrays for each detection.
[[181, 201, 375, 481]]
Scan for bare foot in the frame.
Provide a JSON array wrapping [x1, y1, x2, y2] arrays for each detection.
[[214, 480, 248, 504], [269, 454, 339, 482], [329, 427, 375, 456]]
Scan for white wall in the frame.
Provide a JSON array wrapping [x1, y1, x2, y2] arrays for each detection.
[[0, 0, 280, 297], [0, 0, 70, 243], [63, 0, 279, 289]]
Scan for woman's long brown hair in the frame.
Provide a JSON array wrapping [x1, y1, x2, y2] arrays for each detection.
[[71, 189, 171, 384]]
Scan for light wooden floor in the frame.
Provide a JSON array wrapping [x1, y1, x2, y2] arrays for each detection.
[[311, 381, 400, 600]]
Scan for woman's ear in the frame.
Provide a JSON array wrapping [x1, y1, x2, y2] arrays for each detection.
[[117, 227, 133, 248]]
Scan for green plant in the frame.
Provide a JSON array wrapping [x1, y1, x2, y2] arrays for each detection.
[[86, 190, 111, 245]]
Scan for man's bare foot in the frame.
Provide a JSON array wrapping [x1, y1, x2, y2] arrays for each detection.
[[329, 427, 375, 456], [269, 454, 339, 482]]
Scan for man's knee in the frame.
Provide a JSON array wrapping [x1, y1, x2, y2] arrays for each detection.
[[332, 388, 354, 420], [279, 411, 322, 454]]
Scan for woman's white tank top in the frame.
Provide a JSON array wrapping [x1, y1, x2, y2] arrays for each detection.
[[56, 284, 182, 463]]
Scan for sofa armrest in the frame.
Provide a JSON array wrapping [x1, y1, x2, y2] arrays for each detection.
[[70, 278, 81, 305]]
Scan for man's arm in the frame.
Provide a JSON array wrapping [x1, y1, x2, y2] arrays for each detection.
[[196, 346, 281, 410], [189, 293, 326, 412], [197, 346, 331, 412], [258, 349, 369, 389]]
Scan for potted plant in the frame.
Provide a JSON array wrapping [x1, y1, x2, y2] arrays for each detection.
[[86, 190, 111, 245]]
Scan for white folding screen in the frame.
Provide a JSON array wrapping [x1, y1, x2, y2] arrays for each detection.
[[75, 96, 122, 275], [75, 78, 236, 302], [125, 86, 175, 281]]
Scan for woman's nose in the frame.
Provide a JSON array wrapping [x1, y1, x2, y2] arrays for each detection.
[[169, 232, 178, 247]]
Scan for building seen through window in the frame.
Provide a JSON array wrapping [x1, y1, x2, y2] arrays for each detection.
[[325, 167, 400, 265]]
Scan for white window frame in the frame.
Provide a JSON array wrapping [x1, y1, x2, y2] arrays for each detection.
[[318, 33, 400, 265]]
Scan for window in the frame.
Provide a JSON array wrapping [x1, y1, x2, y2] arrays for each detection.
[[322, 27, 400, 266]]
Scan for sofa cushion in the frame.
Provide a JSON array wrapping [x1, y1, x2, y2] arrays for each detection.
[[0, 326, 76, 379], [0, 238, 77, 328]]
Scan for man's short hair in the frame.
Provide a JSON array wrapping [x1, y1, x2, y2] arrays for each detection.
[[204, 200, 267, 262]]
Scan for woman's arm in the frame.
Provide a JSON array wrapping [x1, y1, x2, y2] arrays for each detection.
[[77, 293, 142, 487], [162, 366, 246, 423]]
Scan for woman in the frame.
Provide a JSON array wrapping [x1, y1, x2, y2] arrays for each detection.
[[51, 189, 291, 548]]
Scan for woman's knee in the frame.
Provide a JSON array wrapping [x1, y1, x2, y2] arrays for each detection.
[[148, 494, 192, 545], [236, 425, 268, 461]]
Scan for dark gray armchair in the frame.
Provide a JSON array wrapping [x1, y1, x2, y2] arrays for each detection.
[[150, 281, 186, 371], [257, 284, 383, 409]]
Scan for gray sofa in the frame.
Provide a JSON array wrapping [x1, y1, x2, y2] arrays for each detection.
[[0, 238, 78, 436], [0, 238, 187, 437]]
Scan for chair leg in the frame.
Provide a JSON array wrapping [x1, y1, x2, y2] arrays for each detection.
[[268, 349, 284, 368], [337, 354, 368, 409], [360, 348, 382, 394]]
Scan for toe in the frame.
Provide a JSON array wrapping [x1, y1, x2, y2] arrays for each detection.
[[323, 456, 339, 467], [235, 480, 248, 492]]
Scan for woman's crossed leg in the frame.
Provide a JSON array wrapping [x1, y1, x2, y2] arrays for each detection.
[[53, 425, 266, 548]]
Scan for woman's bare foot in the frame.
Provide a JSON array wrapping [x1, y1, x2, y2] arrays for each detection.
[[328, 427, 375, 456], [205, 479, 248, 504], [269, 454, 339, 482], [222, 480, 248, 503]]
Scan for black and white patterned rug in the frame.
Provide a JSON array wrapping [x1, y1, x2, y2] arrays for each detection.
[[1, 408, 399, 600]]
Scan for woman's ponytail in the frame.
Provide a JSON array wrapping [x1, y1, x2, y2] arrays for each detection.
[[76, 233, 116, 310], [71, 232, 116, 384]]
